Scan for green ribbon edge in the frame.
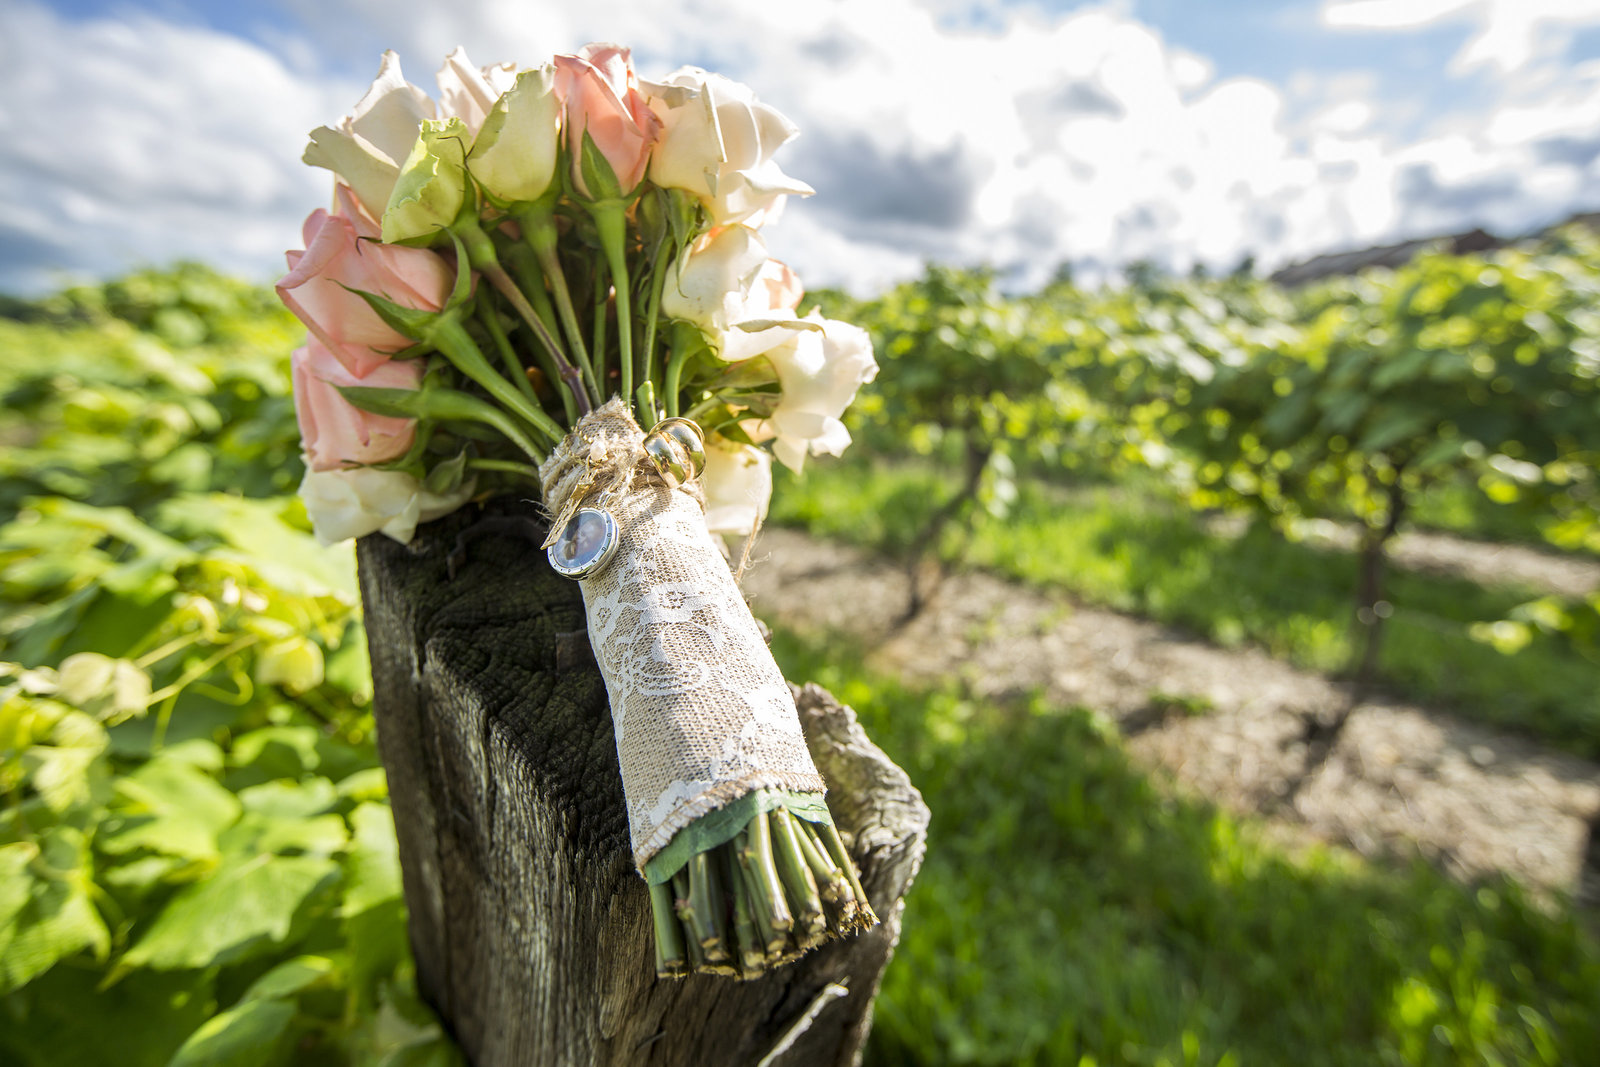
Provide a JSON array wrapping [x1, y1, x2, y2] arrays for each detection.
[[641, 788, 835, 887]]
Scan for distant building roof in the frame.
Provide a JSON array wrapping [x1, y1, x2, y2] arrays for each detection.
[[1268, 211, 1598, 287]]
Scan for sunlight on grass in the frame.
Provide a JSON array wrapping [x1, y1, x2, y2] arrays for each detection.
[[770, 627, 1600, 1067]]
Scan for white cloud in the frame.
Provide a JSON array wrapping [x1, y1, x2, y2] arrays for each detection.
[[1322, 0, 1600, 74], [0, 2, 359, 293], [1322, 0, 1475, 30], [4, 0, 1599, 297]]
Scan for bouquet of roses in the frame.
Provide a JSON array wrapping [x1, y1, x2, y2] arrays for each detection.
[[278, 43, 879, 978]]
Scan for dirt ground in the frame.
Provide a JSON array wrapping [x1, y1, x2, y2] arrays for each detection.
[[741, 527, 1600, 906]]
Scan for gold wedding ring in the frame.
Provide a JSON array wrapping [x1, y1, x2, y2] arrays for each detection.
[[642, 417, 707, 490]]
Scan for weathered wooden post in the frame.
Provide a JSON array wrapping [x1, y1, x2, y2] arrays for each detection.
[[358, 499, 929, 1066]]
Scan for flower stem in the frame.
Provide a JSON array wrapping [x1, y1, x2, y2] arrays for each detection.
[[664, 343, 691, 420], [465, 458, 542, 480], [725, 846, 764, 974], [650, 881, 688, 977], [590, 202, 634, 412], [591, 258, 609, 398], [432, 319, 564, 447], [745, 808, 794, 939], [520, 203, 601, 408], [144, 635, 260, 708], [475, 299, 541, 405], [641, 235, 672, 400], [793, 816, 849, 906], [819, 820, 874, 924], [691, 851, 736, 971], [493, 257, 578, 425], [671, 869, 709, 971], [456, 218, 589, 416], [770, 810, 826, 947]]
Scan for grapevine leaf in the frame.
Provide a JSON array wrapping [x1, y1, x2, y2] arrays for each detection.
[[119, 853, 339, 972], [0, 965, 214, 1067], [166, 996, 297, 1067], [241, 954, 336, 1002], [344, 802, 403, 918], [100, 756, 242, 862], [0, 829, 110, 994]]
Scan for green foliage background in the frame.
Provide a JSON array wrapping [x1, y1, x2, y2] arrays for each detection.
[[2, 252, 1597, 1066], [1, 268, 457, 1067]]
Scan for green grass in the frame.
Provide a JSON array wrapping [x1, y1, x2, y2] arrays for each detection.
[[771, 459, 1600, 757], [1409, 477, 1597, 555], [768, 626, 1600, 1067]]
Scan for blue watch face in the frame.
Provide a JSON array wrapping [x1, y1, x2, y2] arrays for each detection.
[[548, 507, 619, 579]]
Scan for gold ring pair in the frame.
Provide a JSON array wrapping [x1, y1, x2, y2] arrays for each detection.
[[642, 417, 706, 490]]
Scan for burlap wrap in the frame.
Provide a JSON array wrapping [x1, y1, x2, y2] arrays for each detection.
[[539, 400, 827, 869]]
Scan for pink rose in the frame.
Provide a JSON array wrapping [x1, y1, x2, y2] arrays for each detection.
[[553, 43, 661, 197], [277, 205, 453, 377], [292, 340, 422, 472]]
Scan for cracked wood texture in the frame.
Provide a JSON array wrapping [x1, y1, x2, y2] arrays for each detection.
[[357, 499, 929, 1067]]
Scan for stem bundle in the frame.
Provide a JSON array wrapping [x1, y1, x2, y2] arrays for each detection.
[[648, 792, 877, 979]]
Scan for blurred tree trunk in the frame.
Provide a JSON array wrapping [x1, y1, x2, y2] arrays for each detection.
[[1353, 470, 1409, 689], [905, 438, 991, 620], [357, 499, 928, 1066]]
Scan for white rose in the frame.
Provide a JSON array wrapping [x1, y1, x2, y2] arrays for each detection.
[[701, 440, 772, 536], [466, 65, 561, 206], [643, 68, 814, 227], [750, 312, 878, 472], [436, 46, 518, 134], [299, 465, 473, 546], [304, 51, 437, 218], [661, 226, 806, 362]]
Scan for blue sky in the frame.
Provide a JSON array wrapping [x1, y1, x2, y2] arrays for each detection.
[[3, 0, 1597, 295]]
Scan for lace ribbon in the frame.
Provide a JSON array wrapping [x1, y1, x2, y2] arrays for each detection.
[[540, 400, 827, 868]]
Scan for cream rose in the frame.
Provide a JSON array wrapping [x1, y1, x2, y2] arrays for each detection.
[[749, 312, 878, 472], [643, 68, 814, 227], [304, 51, 436, 221], [299, 466, 474, 546], [701, 439, 773, 536], [436, 46, 518, 134], [661, 226, 808, 362], [466, 65, 562, 206]]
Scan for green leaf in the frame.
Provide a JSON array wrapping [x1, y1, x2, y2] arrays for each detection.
[[322, 620, 372, 703], [1355, 408, 1432, 454], [344, 802, 402, 917], [336, 385, 430, 420], [375, 1038, 463, 1067], [576, 128, 624, 202], [241, 954, 335, 1002], [0, 829, 111, 993], [236, 777, 337, 820], [219, 812, 348, 860], [154, 494, 356, 600], [22, 708, 109, 813], [0, 964, 214, 1067], [253, 637, 324, 695], [166, 996, 296, 1067], [335, 767, 388, 802], [340, 384, 535, 444], [228, 726, 321, 782], [1370, 347, 1432, 391], [350, 288, 442, 343], [101, 756, 242, 862], [120, 853, 339, 971]]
